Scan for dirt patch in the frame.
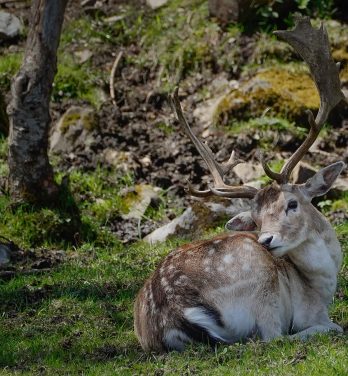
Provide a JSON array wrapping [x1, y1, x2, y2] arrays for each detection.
[[0, 239, 66, 280]]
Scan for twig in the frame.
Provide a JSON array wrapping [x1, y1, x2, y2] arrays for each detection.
[[109, 51, 124, 107]]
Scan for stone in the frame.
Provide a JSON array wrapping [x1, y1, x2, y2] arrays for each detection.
[[0, 244, 10, 265], [208, 0, 239, 23], [146, 0, 169, 10], [144, 197, 250, 244], [194, 95, 226, 130], [193, 76, 238, 130], [233, 162, 264, 183], [292, 162, 348, 194], [102, 149, 140, 174], [0, 11, 22, 40], [74, 49, 93, 64], [291, 162, 316, 184], [50, 106, 97, 154], [333, 177, 348, 193], [208, 0, 270, 24], [215, 67, 319, 125], [121, 185, 160, 220]]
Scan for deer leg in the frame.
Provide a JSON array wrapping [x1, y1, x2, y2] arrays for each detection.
[[257, 318, 282, 342], [290, 323, 343, 340], [255, 295, 283, 341]]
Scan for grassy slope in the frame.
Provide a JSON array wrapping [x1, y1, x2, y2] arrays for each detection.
[[0, 1, 347, 374]]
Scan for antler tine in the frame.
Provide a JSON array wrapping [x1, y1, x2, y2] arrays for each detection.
[[169, 87, 258, 199], [279, 110, 320, 182], [256, 150, 282, 182], [262, 15, 346, 184]]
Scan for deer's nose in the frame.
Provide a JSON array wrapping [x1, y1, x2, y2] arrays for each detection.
[[258, 234, 273, 248]]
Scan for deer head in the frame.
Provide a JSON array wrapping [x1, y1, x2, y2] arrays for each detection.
[[170, 15, 346, 258]]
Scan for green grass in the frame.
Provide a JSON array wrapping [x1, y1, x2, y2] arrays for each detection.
[[53, 57, 104, 108], [0, 223, 347, 374], [0, 53, 22, 92]]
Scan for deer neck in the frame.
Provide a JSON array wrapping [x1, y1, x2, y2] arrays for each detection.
[[286, 208, 342, 305]]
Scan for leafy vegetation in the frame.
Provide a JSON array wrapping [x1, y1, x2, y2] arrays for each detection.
[[252, 0, 337, 31]]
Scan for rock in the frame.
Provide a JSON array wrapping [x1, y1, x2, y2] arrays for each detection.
[[208, 0, 239, 23], [0, 243, 11, 265], [50, 106, 97, 154], [333, 177, 348, 193], [193, 96, 223, 130], [208, 0, 271, 24], [144, 198, 250, 244], [193, 75, 238, 129], [121, 185, 160, 220], [292, 162, 316, 184], [146, 0, 169, 9], [292, 162, 348, 195], [74, 49, 93, 64], [215, 67, 319, 125], [234, 162, 264, 183], [0, 11, 22, 40], [102, 149, 140, 174]]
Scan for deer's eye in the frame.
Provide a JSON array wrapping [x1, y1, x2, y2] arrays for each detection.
[[287, 200, 298, 211]]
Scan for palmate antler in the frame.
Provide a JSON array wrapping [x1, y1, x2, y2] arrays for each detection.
[[170, 15, 346, 198], [260, 15, 346, 184]]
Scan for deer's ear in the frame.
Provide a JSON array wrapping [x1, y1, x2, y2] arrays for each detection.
[[225, 211, 257, 231], [301, 161, 345, 200]]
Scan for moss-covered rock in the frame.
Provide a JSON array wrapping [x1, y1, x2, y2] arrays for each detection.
[[121, 184, 160, 220], [214, 67, 319, 125], [50, 106, 98, 154]]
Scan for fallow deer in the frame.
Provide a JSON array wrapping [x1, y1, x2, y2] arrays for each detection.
[[134, 15, 347, 352]]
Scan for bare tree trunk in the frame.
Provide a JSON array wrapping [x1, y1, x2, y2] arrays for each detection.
[[7, 0, 68, 203]]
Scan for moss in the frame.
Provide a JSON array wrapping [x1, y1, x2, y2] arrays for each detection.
[[215, 67, 319, 125], [332, 47, 348, 63], [59, 109, 97, 134], [0, 135, 8, 176], [249, 33, 295, 66], [154, 121, 175, 135], [339, 66, 348, 85], [0, 52, 22, 92], [0, 198, 79, 248]]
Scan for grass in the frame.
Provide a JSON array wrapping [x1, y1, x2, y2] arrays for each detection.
[[0, 220, 347, 374], [0, 53, 22, 92]]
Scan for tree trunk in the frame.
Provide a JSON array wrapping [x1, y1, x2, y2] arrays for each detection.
[[7, 0, 68, 203]]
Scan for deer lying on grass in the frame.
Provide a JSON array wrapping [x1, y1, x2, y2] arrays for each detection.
[[134, 16, 347, 352]]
